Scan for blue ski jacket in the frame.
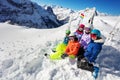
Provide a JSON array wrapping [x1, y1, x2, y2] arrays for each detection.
[[84, 38, 104, 63]]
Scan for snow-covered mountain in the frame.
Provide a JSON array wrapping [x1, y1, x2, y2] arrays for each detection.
[[43, 5, 97, 26], [96, 11, 110, 16], [44, 5, 111, 24], [0, 2, 120, 80], [0, 0, 61, 29], [43, 5, 75, 24]]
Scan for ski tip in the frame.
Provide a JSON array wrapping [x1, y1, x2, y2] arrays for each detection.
[[44, 53, 48, 56], [92, 66, 99, 79]]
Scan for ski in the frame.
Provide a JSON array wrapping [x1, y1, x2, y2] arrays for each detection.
[[92, 66, 99, 80]]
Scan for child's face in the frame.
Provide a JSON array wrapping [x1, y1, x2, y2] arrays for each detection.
[[69, 36, 74, 41], [78, 28, 84, 31], [85, 30, 90, 34], [66, 34, 69, 36]]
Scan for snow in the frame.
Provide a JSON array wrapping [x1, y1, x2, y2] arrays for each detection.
[[0, 7, 120, 80]]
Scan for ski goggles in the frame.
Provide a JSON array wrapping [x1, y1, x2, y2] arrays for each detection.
[[91, 34, 97, 38], [69, 36, 74, 39], [78, 28, 84, 31], [85, 31, 90, 34]]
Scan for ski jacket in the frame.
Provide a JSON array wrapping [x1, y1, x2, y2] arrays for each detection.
[[80, 32, 91, 49], [84, 38, 104, 63], [49, 36, 69, 60], [65, 40, 80, 56], [63, 36, 69, 45], [74, 30, 83, 41]]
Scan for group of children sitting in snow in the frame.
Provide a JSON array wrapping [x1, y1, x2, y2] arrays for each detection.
[[45, 23, 104, 76]]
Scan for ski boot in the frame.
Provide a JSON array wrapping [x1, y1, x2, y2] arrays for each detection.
[[51, 48, 56, 52], [92, 66, 99, 79], [44, 53, 50, 58]]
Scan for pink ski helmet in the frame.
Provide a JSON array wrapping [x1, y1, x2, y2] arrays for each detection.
[[79, 24, 85, 29]]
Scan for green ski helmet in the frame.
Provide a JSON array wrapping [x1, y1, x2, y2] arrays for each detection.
[[66, 30, 71, 35]]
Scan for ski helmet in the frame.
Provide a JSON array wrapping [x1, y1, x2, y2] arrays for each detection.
[[91, 29, 101, 37], [66, 30, 71, 35], [85, 27, 91, 32], [69, 33, 78, 41], [79, 24, 85, 29]]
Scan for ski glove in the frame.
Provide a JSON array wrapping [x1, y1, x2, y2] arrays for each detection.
[[81, 58, 88, 62], [85, 57, 95, 64], [69, 55, 75, 59], [61, 53, 68, 59]]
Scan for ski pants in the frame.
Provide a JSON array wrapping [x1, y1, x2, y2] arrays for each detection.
[[50, 43, 67, 60]]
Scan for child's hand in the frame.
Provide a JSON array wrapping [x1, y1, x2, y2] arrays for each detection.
[[69, 55, 75, 59]]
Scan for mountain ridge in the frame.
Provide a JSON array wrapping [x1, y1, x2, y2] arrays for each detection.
[[0, 0, 62, 29]]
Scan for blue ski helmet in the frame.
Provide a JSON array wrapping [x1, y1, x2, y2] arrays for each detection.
[[66, 30, 71, 35], [91, 29, 101, 37]]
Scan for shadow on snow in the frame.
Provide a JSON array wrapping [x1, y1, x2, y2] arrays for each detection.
[[97, 45, 120, 77]]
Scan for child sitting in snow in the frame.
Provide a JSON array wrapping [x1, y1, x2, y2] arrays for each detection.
[[84, 29, 104, 63], [74, 24, 85, 41], [80, 27, 91, 50], [45, 30, 71, 60], [61, 33, 81, 59], [76, 24, 91, 59], [77, 29, 104, 73]]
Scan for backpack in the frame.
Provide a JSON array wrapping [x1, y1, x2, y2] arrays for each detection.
[[77, 58, 94, 72]]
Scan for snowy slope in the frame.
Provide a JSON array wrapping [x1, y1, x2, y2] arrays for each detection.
[[93, 16, 120, 76], [0, 8, 120, 80], [0, 0, 61, 29]]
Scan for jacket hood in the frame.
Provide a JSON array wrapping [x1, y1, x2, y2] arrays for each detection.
[[94, 38, 104, 44]]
